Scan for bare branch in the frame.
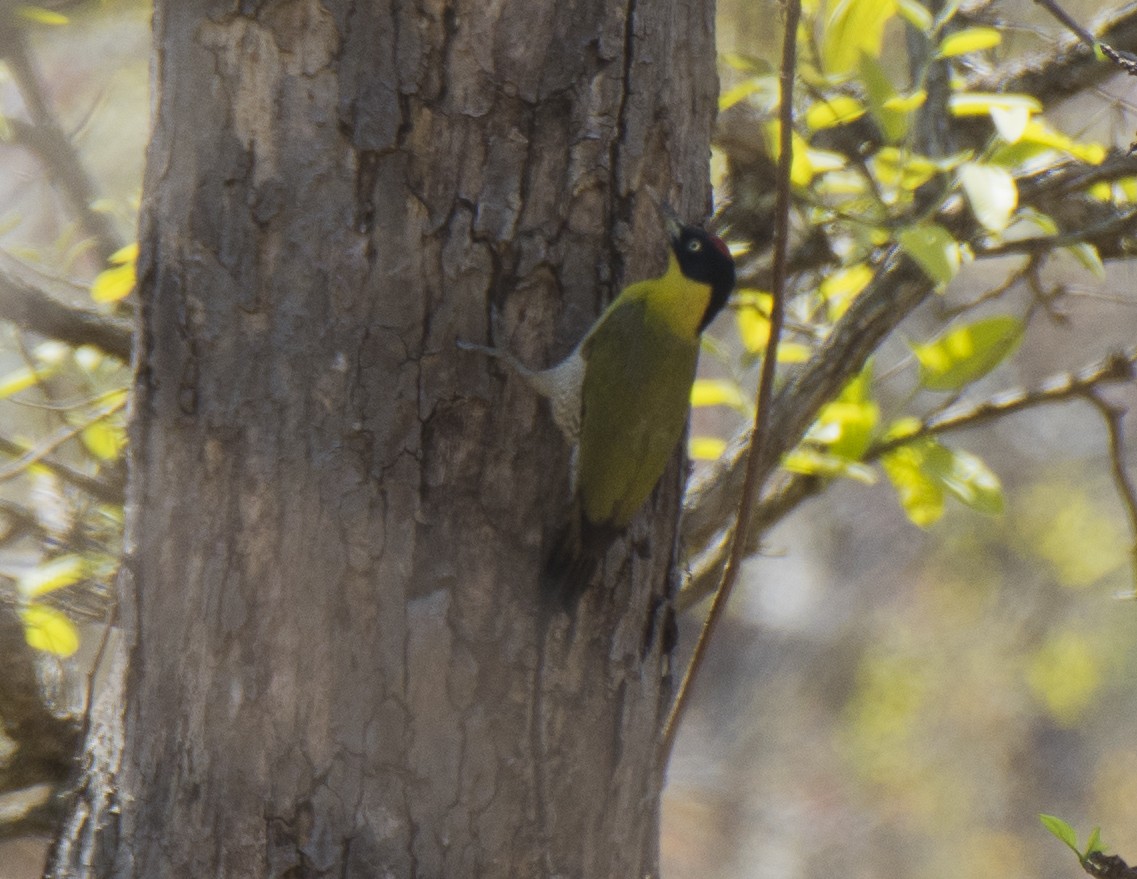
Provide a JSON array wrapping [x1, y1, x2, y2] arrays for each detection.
[[681, 348, 1137, 609], [1, 32, 125, 265], [0, 268, 133, 362], [662, 0, 803, 758], [1085, 391, 1137, 591], [968, 2, 1137, 106]]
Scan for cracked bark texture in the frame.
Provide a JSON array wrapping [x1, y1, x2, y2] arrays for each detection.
[[46, 0, 717, 876]]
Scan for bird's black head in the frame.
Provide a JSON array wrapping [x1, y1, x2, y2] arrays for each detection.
[[669, 224, 736, 332]]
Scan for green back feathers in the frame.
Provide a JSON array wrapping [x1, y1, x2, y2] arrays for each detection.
[[576, 267, 706, 527]]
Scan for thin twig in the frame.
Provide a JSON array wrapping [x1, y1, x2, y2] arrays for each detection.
[[1033, 0, 1099, 47], [1084, 391, 1137, 592], [2, 31, 123, 265], [0, 398, 126, 485], [661, 0, 802, 759], [868, 348, 1137, 459], [679, 347, 1137, 609]]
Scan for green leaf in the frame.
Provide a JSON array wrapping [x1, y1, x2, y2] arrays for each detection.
[[822, 0, 897, 75], [898, 223, 960, 287], [691, 378, 750, 413], [912, 315, 1023, 391], [809, 368, 879, 460], [18, 554, 86, 598], [959, 162, 1018, 232], [883, 438, 1003, 524], [1086, 827, 1104, 856], [805, 96, 867, 130], [922, 445, 1004, 515], [1065, 242, 1106, 279], [938, 26, 1001, 57], [858, 54, 914, 142], [1040, 814, 1080, 855], [882, 444, 944, 526], [21, 604, 79, 657]]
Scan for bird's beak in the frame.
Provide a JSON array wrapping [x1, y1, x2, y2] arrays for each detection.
[[661, 203, 684, 244]]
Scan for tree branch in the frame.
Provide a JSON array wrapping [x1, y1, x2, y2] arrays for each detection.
[[680, 344, 1137, 609], [1, 31, 124, 265], [0, 268, 133, 362], [968, 2, 1137, 106], [681, 254, 931, 558], [1085, 391, 1137, 592]]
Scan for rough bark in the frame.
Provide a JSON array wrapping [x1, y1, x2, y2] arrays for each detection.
[[46, 0, 717, 876]]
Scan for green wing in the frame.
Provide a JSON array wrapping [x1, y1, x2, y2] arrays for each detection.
[[577, 296, 699, 528]]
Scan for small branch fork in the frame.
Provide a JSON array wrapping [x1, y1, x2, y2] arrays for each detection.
[[677, 348, 1137, 610], [661, 0, 803, 758]]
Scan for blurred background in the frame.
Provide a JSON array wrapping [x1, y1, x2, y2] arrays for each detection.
[[1, 1, 1136, 878]]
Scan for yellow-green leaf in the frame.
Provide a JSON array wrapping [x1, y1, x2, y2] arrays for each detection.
[[882, 445, 944, 527], [91, 262, 136, 303], [1039, 814, 1080, 854], [736, 298, 770, 353], [949, 92, 1042, 117], [959, 162, 1018, 232], [1064, 242, 1106, 279], [858, 54, 908, 142], [16, 5, 69, 24], [690, 437, 727, 461], [820, 263, 874, 318], [691, 379, 750, 412], [18, 554, 86, 598], [765, 122, 814, 186], [720, 78, 765, 111], [923, 444, 1004, 514], [810, 368, 879, 460], [937, 26, 1001, 57], [109, 241, 139, 265], [0, 366, 42, 399], [805, 96, 867, 130], [895, 0, 933, 30], [82, 422, 126, 461], [882, 91, 926, 113], [898, 223, 960, 287], [822, 0, 897, 75], [783, 447, 877, 483], [21, 604, 79, 656], [911, 314, 1023, 391]]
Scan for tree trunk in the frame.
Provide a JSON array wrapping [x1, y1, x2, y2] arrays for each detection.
[[47, 0, 718, 875]]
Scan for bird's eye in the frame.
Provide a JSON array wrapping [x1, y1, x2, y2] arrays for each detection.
[[686, 239, 703, 253]]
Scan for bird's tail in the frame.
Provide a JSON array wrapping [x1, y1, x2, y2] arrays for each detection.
[[543, 511, 619, 608]]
